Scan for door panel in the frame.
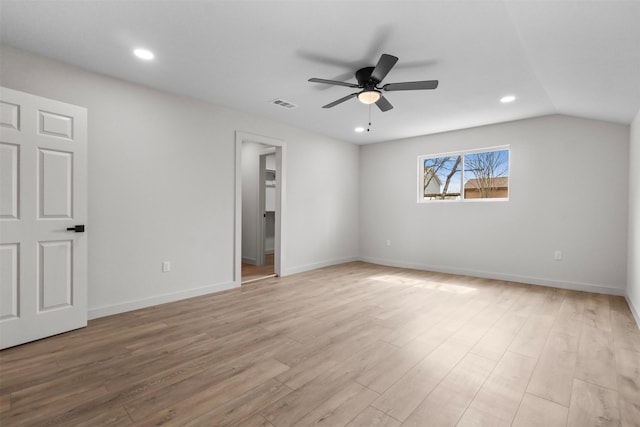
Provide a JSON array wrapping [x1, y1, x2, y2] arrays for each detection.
[[38, 148, 73, 218], [0, 243, 19, 320], [38, 240, 73, 311], [0, 101, 20, 130], [39, 110, 74, 140], [0, 86, 87, 349], [0, 142, 19, 219]]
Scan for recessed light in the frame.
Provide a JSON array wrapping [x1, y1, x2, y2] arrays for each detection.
[[133, 48, 154, 60], [354, 127, 365, 133], [500, 95, 516, 103]]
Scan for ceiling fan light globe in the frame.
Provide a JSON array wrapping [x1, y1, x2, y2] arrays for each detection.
[[358, 90, 381, 105]]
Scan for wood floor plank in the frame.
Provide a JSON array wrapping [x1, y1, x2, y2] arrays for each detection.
[[261, 336, 396, 426], [456, 406, 512, 427], [371, 337, 471, 421], [70, 406, 133, 427], [567, 379, 621, 427], [11, 362, 202, 412], [551, 292, 585, 337], [583, 292, 612, 332], [539, 288, 568, 317], [345, 406, 400, 427], [5, 360, 204, 426], [260, 363, 360, 426], [275, 325, 393, 390], [193, 332, 298, 373], [0, 393, 10, 413], [293, 381, 378, 426], [511, 393, 568, 427], [129, 358, 289, 424], [610, 297, 640, 353], [401, 352, 496, 427], [575, 325, 618, 390], [382, 302, 450, 347], [433, 298, 492, 336], [355, 326, 450, 394], [288, 310, 378, 344], [458, 351, 537, 425], [3, 384, 111, 426], [235, 414, 276, 427], [182, 379, 292, 427], [614, 347, 640, 400], [469, 311, 528, 361], [508, 313, 556, 358], [527, 330, 580, 406], [613, 346, 640, 427], [0, 353, 61, 395], [618, 398, 640, 427]]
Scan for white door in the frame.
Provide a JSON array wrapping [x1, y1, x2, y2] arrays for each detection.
[[0, 87, 87, 349]]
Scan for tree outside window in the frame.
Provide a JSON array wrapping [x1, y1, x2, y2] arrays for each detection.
[[420, 147, 509, 202]]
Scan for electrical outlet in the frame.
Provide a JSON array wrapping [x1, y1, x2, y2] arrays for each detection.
[[162, 261, 171, 272], [554, 250, 562, 261]]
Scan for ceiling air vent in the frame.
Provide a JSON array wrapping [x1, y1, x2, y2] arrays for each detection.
[[270, 99, 298, 109]]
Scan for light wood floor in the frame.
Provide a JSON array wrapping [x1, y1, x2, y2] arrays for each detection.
[[242, 253, 275, 283], [1, 262, 639, 426]]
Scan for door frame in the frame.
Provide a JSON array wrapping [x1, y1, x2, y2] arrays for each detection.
[[234, 131, 285, 285]]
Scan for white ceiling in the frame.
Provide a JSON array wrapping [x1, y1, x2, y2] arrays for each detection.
[[1, 0, 639, 144]]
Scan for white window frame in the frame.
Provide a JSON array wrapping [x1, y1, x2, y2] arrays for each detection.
[[417, 145, 510, 203]]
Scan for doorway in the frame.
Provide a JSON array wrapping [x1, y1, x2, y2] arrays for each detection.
[[242, 150, 276, 282], [234, 132, 284, 285]]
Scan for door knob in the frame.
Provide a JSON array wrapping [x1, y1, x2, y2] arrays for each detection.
[[66, 225, 85, 233]]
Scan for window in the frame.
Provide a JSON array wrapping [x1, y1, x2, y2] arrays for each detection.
[[418, 146, 509, 202]]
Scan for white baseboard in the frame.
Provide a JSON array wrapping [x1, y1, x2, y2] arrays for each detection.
[[88, 281, 238, 320], [626, 295, 640, 330], [282, 256, 360, 276], [242, 257, 256, 265], [359, 256, 626, 296]]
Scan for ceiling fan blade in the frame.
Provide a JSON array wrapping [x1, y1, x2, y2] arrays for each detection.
[[383, 80, 439, 91], [370, 54, 398, 83], [323, 93, 358, 108], [309, 78, 359, 88], [375, 95, 393, 112]]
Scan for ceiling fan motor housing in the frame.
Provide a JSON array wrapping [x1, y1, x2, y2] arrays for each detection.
[[356, 66, 378, 87]]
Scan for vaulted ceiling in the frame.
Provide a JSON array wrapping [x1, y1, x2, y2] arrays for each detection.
[[1, 1, 639, 144]]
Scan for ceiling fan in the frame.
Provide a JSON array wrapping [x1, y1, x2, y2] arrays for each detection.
[[308, 53, 438, 112]]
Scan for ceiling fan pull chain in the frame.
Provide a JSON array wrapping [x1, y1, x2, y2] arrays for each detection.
[[367, 104, 372, 132]]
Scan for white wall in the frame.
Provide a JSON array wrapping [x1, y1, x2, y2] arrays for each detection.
[[628, 109, 640, 323], [360, 115, 629, 294], [283, 134, 361, 274], [0, 45, 359, 318]]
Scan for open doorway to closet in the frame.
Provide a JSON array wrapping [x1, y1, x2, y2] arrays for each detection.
[[234, 132, 284, 285]]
